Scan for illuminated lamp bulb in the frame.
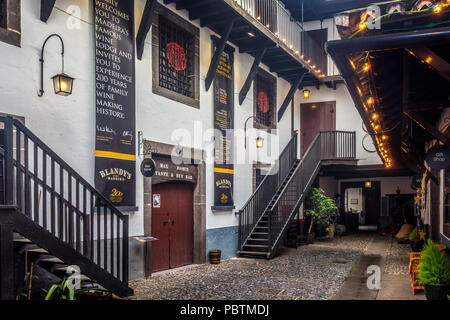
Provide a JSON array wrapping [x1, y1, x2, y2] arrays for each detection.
[[363, 62, 370, 71], [257, 16, 261, 20], [367, 97, 374, 104], [359, 22, 367, 30], [371, 113, 379, 120], [433, 4, 442, 13], [382, 135, 388, 141], [374, 124, 380, 131]]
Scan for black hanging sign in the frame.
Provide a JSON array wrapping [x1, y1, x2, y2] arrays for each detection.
[[140, 158, 156, 177], [94, 0, 136, 207], [425, 145, 450, 170], [212, 38, 235, 209]]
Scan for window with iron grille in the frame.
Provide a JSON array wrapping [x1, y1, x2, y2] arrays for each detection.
[[254, 68, 277, 129], [0, 0, 20, 47], [152, 3, 200, 108]]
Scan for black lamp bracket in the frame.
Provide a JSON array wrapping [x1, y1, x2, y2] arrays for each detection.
[[38, 34, 65, 97]]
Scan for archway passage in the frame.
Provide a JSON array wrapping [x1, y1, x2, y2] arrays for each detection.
[[151, 182, 194, 272]]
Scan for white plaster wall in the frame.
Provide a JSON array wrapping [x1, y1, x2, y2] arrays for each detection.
[[300, 18, 382, 166], [293, 83, 382, 165], [0, 0, 296, 234]]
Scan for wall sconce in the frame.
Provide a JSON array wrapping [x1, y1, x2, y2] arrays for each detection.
[[365, 180, 372, 188], [303, 89, 310, 99], [244, 116, 263, 150], [256, 137, 264, 149], [38, 34, 74, 97]]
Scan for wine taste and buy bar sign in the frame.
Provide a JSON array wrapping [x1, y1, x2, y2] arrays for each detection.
[[94, 0, 136, 207]]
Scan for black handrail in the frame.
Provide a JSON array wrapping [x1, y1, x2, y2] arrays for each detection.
[[238, 133, 298, 251], [268, 130, 356, 255], [1, 116, 129, 284]]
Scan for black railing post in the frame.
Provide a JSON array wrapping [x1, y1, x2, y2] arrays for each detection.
[[4, 117, 14, 206], [237, 210, 242, 250], [122, 215, 129, 284], [0, 206, 15, 300]]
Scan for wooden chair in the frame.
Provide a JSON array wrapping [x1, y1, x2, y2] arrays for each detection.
[[409, 252, 423, 295]]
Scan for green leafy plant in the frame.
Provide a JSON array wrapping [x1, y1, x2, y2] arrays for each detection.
[[409, 227, 418, 242], [44, 278, 78, 300], [418, 239, 450, 286], [305, 188, 338, 235]]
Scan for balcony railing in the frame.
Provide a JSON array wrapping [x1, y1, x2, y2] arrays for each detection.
[[233, 0, 333, 76]]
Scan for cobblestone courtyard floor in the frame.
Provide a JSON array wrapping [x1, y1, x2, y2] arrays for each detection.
[[130, 232, 423, 300], [130, 233, 376, 300]]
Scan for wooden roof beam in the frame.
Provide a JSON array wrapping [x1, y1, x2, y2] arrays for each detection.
[[205, 18, 238, 91], [406, 47, 450, 82], [404, 111, 450, 149], [239, 47, 267, 105], [136, 0, 156, 60], [278, 71, 307, 121], [40, 0, 56, 22]]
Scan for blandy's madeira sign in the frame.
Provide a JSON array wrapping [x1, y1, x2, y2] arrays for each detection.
[[94, 0, 136, 207]]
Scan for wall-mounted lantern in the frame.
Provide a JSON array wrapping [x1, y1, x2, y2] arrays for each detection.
[[38, 34, 74, 97], [256, 137, 264, 149], [244, 116, 263, 150], [303, 89, 310, 99]]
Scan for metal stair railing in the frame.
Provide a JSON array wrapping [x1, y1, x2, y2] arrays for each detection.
[[268, 130, 356, 255], [238, 133, 298, 251], [1, 116, 129, 285]]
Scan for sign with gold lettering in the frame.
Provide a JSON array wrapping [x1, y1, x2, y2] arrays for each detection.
[[94, 0, 136, 206], [213, 38, 234, 208]]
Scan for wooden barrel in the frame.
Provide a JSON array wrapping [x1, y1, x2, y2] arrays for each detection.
[[209, 250, 221, 264]]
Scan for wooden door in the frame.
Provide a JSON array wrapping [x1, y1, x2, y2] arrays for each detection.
[[363, 181, 381, 226], [151, 182, 193, 272], [300, 102, 336, 156]]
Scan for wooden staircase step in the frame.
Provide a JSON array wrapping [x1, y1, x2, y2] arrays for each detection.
[[248, 238, 268, 242], [244, 244, 268, 248], [40, 257, 64, 264], [27, 248, 49, 254], [252, 232, 269, 235], [13, 238, 32, 243]]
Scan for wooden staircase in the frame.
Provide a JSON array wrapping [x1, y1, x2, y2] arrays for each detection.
[[238, 131, 356, 259], [0, 116, 133, 300]]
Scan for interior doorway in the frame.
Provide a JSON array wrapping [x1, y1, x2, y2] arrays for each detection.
[[341, 181, 381, 231], [300, 101, 336, 156], [151, 182, 194, 272]]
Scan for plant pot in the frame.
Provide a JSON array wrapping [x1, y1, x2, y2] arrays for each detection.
[[410, 240, 424, 252], [209, 250, 221, 264], [307, 233, 315, 244], [424, 285, 450, 300]]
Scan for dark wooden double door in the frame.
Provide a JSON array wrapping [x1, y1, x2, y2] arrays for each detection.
[[151, 182, 193, 272]]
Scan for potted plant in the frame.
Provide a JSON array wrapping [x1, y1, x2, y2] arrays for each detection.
[[409, 227, 424, 252], [305, 188, 338, 243], [418, 239, 450, 300]]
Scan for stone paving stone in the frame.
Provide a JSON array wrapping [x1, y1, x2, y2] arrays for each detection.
[[129, 234, 373, 300]]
